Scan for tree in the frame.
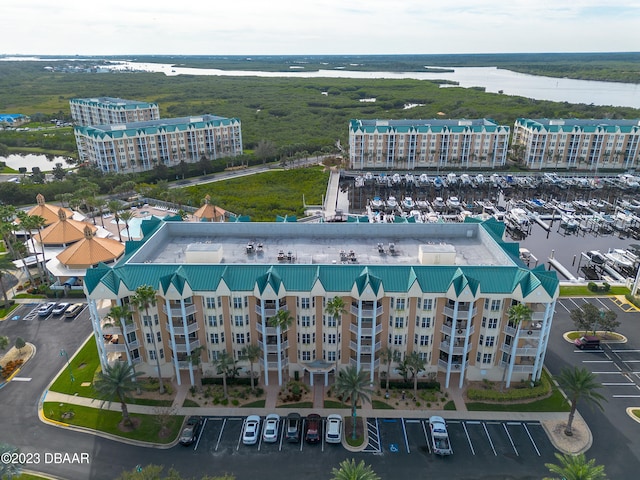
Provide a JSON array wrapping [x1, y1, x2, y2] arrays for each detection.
[[107, 304, 138, 391], [107, 200, 124, 242], [187, 345, 205, 386], [17, 212, 47, 281], [116, 464, 235, 480], [334, 366, 373, 440], [94, 361, 141, 427], [544, 452, 607, 480], [556, 366, 606, 436], [331, 459, 380, 480], [118, 210, 135, 240], [198, 155, 210, 175], [0, 254, 17, 307], [325, 296, 346, 383], [502, 302, 533, 390], [213, 351, 239, 398], [255, 139, 277, 165], [0, 443, 22, 479], [379, 347, 400, 391], [570, 303, 602, 334], [598, 310, 620, 337], [51, 162, 67, 180], [268, 308, 293, 385], [131, 285, 164, 394], [14, 337, 25, 352], [241, 343, 262, 392], [404, 351, 426, 399], [0, 336, 9, 353]]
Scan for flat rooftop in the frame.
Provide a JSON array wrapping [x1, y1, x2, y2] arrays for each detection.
[[126, 221, 516, 267], [90, 114, 230, 132]]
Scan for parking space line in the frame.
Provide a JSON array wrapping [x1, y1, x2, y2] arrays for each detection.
[[556, 301, 571, 313], [613, 395, 640, 398], [193, 418, 207, 451], [365, 418, 382, 453], [612, 350, 640, 353], [522, 424, 541, 456], [236, 419, 244, 451], [300, 419, 306, 452], [602, 382, 636, 386], [502, 423, 518, 456], [462, 422, 475, 455], [482, 422, 497, 456], [421, 420, 431, 454], [215, 418, 226, 452], [401, 418, 410, 454]]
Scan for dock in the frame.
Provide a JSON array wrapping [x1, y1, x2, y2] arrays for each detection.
[[548, 256, 578, 282]]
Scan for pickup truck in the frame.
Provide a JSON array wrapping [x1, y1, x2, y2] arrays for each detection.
[[429, 416, 453, 455]]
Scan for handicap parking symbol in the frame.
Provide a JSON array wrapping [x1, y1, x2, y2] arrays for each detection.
[[389, 443, 399, 453]]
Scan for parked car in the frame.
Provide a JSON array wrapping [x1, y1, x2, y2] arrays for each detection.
[[574, 335, 601, 350], [52, 302, 70, 316], [262, 413, 280, 443], [305, 413, 321, 444], [65, 303, 84, 318], [243, 415, 261, 445], [37, 302, 57, 317], [179, 416, 203, 446], [325, 414, 342, 444], [285, 412, 301, 443]]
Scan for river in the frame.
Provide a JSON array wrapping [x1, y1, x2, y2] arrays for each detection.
[[109, 61, 640, 108]]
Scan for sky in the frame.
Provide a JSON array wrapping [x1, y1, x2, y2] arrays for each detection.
[[3, 0, 639, 56]]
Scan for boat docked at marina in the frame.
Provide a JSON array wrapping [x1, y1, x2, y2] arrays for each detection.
[[446, 196, 461, 209], [604, 248, 636, 270], [370, 196, 385, 210], [386, 196, 398, 209], [402, 196, 415, 210], [506, 208, 531, 227]]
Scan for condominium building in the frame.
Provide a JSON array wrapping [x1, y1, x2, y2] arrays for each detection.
[[349, 119, 510, 170], [74, 115, 243, 173], [513, 118, 640, 170], [69, 97, 160, 126], [84, 218, 558, 389]]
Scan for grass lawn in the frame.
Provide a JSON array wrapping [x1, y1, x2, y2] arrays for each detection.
[[443, 400, 457, 411], [0, 303, 20, 319], [466, 389, 570, 412], [276, 401, 313, 409], [43, 402, 183, 444], [241, 399, 266, 408], [182, 398, 200, 407], [48, 336, 100, 397], [371, 400, 394, 409], [324, 400, 348, 408], [559, 285, 629, 297]]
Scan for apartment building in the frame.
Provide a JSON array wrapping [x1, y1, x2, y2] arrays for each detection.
[[513, 118, 640, 170], [74, 115, 243, 173], [84, 218, 558, 389], [69, 97, 160, 126], [349, 119, 510, 170]]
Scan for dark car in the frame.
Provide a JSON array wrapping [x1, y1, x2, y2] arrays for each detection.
[[179, 416, 203, 446], [285, 412, 301, 443], [574, 335, 601, 350], [305, 413, 321, 444]]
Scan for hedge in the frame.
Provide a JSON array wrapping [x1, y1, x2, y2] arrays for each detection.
[[380, 380, 440, 391], [466, 373, 551, 402], [201, 377, 252, 386]]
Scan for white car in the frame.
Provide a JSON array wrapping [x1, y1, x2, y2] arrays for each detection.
[[52, 302, 70, 316], [262, 413, 280, 443], [242, 415, 261, 445], [325, 414, 342, 444], [37, 302, 57, 317]]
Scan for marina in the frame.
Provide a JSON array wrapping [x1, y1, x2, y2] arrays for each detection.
[[340, 171, 640, 284]]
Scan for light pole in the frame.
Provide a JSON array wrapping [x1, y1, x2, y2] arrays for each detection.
[[60, 349, 74, 382]]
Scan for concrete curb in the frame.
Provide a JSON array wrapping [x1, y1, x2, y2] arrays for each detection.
[[0, 342, 37, 389]]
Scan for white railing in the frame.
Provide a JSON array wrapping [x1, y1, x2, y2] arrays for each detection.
[[255, 305, 289, 317], [349, 358, 380, 369], [171, 339, 201, 353], [267, 359, 289, 369], [349, 323, 383, 336], [441, 324, 475, 336], [437, 359, 464, 370], [350, 305, 384, 317], [349, 341, 382, 354], [104, 343, 126, 353], [442, 306, 477, 319], [439, 341, 466, 355], [166, 321, 199, 335], [162, 303, 197, 317], [255, 322, 278, 335], [258, 340, 288, 352]]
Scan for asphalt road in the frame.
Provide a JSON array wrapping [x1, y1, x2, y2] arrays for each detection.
[[2, 297, 640, 479]]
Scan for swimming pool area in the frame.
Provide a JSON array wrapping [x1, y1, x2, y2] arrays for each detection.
[[111, 215, 162, 239]]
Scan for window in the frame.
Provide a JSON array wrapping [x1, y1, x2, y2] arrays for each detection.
[[217, 297, 222, 308], [326, 333, 336, 344], [484, 299, 501, 311], [302, 351, 311, 361], [149, 350, 156, 360], [416, 317, 431, 328], [236, 333, 245, 344], [234, 315, 244, 327], [233, 297, 242, 309], [300, 298, 310, 309], [244, 296, 248, 308], [219, 314, 224, 325], [418, 352, 429, 362], [479, 334, 484, 346], [300, 333, 311, 344], [300, 316, 311, 327], [395, 298, 406, 311], [207, 315, 217, 327], [146, 333, 153, 344], [482, 353, 493, 364], [423, 299, 433, 311], [159, 348, 164, 359], [394, 317, 404, 329], [414, 334, 429, 346], [206, 297, 216, 309], [156, 332, 161, 343], [143, 315, 151, 327], [393, 334, 404, 345], [326, 351, 336, 362], [485, 336, 495, 347], [210, 333, 219, 344]]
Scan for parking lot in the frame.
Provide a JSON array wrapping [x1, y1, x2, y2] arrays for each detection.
[[7, 302, 87, 322]]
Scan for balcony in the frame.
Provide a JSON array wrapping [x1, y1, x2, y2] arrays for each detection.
[[162, 303, 197, 317], [101, 324, 122, 335], [171, 339, 201, 353], [255, 322, 280, 335], [500, 343, 539, 357], [442, 305, 477, 320], [258, 340, 289, 353], [104, 342, 127, 353], [439, 341, 466, 356], [349, 357, 380, 369], [349, 323, 383, 336], [349, 341, 381, 354], [255, 304, 288, 317], [166, 321, 199, 335], [267, 359, 289, 369], [350, 305, 384, 317], [441, 324, 475, 337], [500, 361, 535, 373], [437, 359, 465, 370]]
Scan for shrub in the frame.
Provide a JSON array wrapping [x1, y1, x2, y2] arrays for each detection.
[[255, 387, 264, 397], [466, 373, 551, 401], [380, 380, 440, 390], [201, 377, 251, 386], [232, 399, 240, 406], [587, 282, 598, 292]]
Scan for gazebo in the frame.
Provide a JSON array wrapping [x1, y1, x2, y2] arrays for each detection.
[[25, 194, 74, 226], [193, 195, 227, 222]]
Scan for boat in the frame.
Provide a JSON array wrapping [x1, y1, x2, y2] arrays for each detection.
[[409, 210, 423, 222], [560, 214, 580, 231], [416, 199, 430, 210], [585, 250, 606, 265], [554, 202, 576, 215], [446, 173, 458, 185], [605, 249, 635, 269], [475, 174, 485, 185], [419, 173, 430, 185], [506, 208, 530, 227], [370, 196, 385, 210], [446, 196, 461, 209], [405, 174, 415, 185], [386, 196, 398, 209], [402, 196, 415, 210], [433, 176, 444, 189], [460, 174, 471, 186], [432, 197, 445, 210], [392, 173, 401, 184]]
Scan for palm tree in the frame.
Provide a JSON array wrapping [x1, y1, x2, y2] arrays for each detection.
[[107, 200, 124, 242], [325, 296, 346, 382], [379, 347, 400, 392], [131, 285, 164, 394], [502, 302, 533, 390], [107, 304, 138, 386], [556, 366, 606, 436], [118, 210, 135, 240], [93, 361, 141, 427], [544, 452, 607, 480], [331, 459, 380, 480], [241, 343, 262, 392], [16, 212, 47, 282], [268, 308, 293, 385], [334, 366, 373, 440], [404, 351, 426, 399], [0, 254, 17, 308], [213, 351, 238, 398]]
